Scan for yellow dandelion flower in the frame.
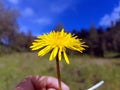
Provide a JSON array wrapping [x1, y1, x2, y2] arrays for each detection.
[[30, 29, 88, 64]]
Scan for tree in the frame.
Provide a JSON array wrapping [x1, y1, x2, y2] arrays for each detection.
[[88, 25, 104, 57], [0, 0, 19, 45]]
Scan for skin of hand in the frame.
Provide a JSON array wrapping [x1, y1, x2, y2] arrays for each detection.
[[15, 76, 70, 90]]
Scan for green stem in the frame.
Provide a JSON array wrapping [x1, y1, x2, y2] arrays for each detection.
[[56, 56, 62, 90]]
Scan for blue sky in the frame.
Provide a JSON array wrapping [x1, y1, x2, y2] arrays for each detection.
[[4, 0, 120, 35]]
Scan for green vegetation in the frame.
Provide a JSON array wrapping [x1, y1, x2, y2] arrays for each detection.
[[0, 44, 16, 55], [0, 52, 120, 90]]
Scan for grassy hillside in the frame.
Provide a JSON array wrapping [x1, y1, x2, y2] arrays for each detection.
[[0, 52, 120, 90]]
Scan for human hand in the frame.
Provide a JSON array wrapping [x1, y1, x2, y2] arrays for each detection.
[[15, 76, 70, 90]]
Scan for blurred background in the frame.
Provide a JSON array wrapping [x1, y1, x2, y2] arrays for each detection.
[[0, 0, 120, 90]]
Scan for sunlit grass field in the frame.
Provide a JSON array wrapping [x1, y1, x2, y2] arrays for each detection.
[[0, 52, 120, 90]]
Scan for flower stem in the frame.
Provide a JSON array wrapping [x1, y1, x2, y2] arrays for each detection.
[[56, 56, 62, 90]]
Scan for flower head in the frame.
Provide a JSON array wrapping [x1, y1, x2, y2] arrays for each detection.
[[30, 29, 88, 64]]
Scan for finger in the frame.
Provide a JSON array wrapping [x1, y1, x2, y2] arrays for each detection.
[[46, 76, 70, 90], [31, 76, 69, 90], [15, 77, 34, 90], [31, 76, 47, 90]]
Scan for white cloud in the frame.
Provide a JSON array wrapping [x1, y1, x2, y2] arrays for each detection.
[[50, 0, 73, 13], [99, 14, 112, 27], [51, 4, 69, 13], [22, 7, 34, 17], [99, 3, 120, 27], [33, 17, 51, 25], [8, 0, 19, 4], [22, 8, 51, 25]]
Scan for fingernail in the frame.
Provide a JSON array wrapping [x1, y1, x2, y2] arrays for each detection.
[[47, 88, 56, 90]]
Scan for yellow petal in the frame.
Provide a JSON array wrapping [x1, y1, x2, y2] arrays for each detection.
[[33, 39, 42, 42], [68, 46, 81, 52], [81, 44, 89, 47], [38, 46, 52, 56], [61, 28, 64, 36], [30, 43, 47, 50], [49, 47, 58, 61], [58, 47, 62, 61], [63, 51, 70, 64]]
